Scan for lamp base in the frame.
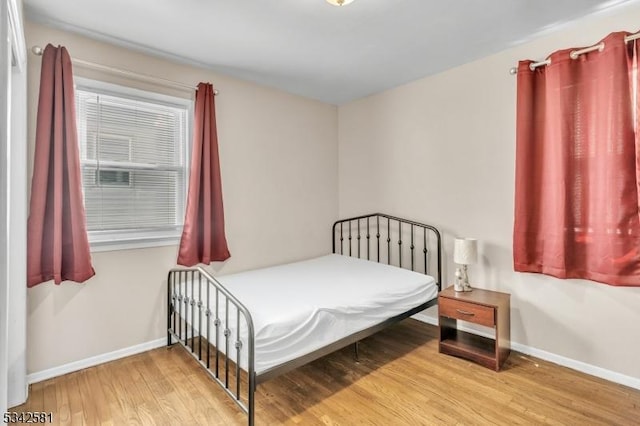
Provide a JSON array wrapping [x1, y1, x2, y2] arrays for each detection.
[[454, 267, 465, 292], [455, 265, 472, 292]]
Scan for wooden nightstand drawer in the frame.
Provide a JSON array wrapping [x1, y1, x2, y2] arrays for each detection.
[[439, 297, 495, 327]]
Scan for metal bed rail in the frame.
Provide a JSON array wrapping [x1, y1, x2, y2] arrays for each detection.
[[167, 266, 257, 425]]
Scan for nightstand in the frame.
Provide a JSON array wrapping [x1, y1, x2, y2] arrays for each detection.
[[438, 286, 510, 371]]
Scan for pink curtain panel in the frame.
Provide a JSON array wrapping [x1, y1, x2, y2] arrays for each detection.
[[177, 82, 231, 266], [514, 31, 640, 286], [27, 44, 95, 287]]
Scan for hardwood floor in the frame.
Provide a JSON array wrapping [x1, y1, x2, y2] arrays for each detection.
[[11, 320, 640, 425]]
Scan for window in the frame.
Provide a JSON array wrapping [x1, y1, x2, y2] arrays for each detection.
[[75, 79, 191, 250]]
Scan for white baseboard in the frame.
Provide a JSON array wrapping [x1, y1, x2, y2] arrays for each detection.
[[412, 313, 640, 391], [412, 313, 438, 327], [27, 338, 166, 385]]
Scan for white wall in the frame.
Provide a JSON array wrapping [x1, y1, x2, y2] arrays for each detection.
[[338, 3, 640, 382], [0, 0, 11, 413], [8, 34, 27, 409], [25, 22, 338, 374], [0, 0, 26, 410]]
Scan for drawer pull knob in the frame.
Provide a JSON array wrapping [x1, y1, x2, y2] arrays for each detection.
[[456, 309, 475, 316]]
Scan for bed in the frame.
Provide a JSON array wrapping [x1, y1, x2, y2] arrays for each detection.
[[167, 213, 442, 425]]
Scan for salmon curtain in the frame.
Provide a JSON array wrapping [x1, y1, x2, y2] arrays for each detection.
[[514, 32, 640, 286], [177, 83, 230, 266], [27, 44, 95, 287]]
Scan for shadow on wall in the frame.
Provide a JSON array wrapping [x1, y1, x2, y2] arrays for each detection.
[[27, 280, 87, 317], [436, 224, 459, 290], [479, 240, 512, 292], [475, 241, 592, 355], [511, 297, 595, 360]]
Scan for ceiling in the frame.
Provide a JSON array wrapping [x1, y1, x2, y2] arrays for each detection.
[[24, 0, 636, 105]]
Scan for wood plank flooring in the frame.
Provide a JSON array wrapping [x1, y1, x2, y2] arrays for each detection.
[[11, 320, 640, 425]]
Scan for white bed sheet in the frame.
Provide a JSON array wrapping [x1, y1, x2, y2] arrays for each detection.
[[176, 254, 437, 375]]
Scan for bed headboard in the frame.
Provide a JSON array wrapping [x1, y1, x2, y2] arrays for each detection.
[[332, 213, 442, 291]]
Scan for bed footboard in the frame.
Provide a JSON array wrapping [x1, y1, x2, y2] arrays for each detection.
[[167, 267, 257, 426]]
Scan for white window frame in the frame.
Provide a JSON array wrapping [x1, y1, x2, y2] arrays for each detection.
[[74, 77, 192, 252]]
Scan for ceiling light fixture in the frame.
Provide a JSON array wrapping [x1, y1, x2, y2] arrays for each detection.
[[326, 0, 355, 6]]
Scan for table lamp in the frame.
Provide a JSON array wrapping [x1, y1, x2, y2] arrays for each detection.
[[453, 238, 477, 292]]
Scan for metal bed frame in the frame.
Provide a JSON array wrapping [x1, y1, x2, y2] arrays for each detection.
[[167, 213, 442, 425]]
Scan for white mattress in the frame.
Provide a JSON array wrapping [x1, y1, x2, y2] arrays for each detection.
[[176, 254, 437, 375]]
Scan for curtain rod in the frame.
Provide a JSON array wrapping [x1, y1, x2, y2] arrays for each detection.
[[30, 45, 218, 95], [509, 32, 640, 75]]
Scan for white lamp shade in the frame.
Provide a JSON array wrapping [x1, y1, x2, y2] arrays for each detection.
[[454, 238, 477, 265]]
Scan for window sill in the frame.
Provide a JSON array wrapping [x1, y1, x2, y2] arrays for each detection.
[[89, 235, 181, 253]]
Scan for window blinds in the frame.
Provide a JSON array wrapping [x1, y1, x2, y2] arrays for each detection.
[[75, 87, 189, 238]]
